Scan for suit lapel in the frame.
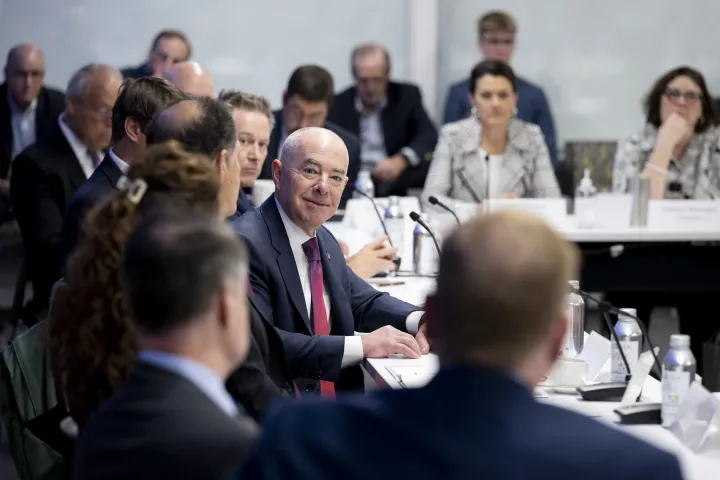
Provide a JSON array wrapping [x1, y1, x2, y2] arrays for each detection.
[[97, 154, 123, 190], [260, 198, 312, 331], [317, 231, 352, 336]]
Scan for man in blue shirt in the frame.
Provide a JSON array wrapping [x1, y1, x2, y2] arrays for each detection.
[[443, 11, 558, 165]]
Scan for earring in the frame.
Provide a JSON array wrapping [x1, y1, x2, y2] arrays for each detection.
[[513, 106, 518, 117], [470, 106, 478, 117]]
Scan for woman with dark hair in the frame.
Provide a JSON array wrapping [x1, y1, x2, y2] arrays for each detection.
[[422, 59, 559, 207], [48, 140, 221, 425], [613, 66, 720, 199]]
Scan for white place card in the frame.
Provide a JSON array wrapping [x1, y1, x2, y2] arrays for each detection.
[[485, 198, 568, 230], [648, 200, 720, 231], [578, 331, 611, 382]]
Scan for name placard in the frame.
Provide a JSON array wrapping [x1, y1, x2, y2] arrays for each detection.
[[485, 198, 568, 229], [647, 200, 720, 231]]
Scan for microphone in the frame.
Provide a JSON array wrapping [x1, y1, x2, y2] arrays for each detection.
[[428, 196, 460, 225], [352, 187, 401, 270], [409, 211, 441, 255], [484, 154, 491, 210], [456, 167, 482, 203]]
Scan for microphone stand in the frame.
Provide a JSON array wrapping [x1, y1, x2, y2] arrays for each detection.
[[409, 211, 441, 255], [353, 188, 402, 270], [427, 196, 460, 225], [484, 154, 491, 215]]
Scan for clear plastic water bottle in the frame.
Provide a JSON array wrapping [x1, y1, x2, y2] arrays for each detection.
[[575, 168, 597, 228], [661, 334, 697, 427], [611, 308, 642, 382], [564, 280, 585, 357], [384, 196, 404, 267], [413, 213, 438, 275], [354, 170, 374, 199]]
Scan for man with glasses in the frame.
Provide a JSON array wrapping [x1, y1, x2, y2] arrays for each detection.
[[443, 11, 558, 165], [257, 65, 360, 208], [10, 63, 122, 323]]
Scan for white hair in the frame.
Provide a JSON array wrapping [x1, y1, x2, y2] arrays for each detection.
[[66, 63, 121, 101]]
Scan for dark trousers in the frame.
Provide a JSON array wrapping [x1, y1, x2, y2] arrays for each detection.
[[375, 162, 430, 197]]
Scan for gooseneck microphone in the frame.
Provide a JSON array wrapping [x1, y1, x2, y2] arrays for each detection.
[[456, 167, 482, 204], [353, 187, 401, 269], [409, 211, 441, 255], [428, 196, 460, 225]]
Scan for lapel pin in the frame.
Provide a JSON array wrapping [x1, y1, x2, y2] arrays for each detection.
[[327, 253, 331, 260]]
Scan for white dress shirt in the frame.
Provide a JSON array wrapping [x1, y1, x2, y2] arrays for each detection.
[[7, 91, 37, 160], [139, 350, 239, 417], [108, 148, 128, 174], [275, 198, 423, 368], [57, 115, 99, 179]]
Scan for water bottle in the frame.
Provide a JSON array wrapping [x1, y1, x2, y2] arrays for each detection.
[[661, 334, 697, 427], [575, 168, 597, 228], [384, 196, 404, 266], [564, 280, 585, 357], [354, 170, 374, 199], [611, 308, 642, 382], [413, 214, 438, 275]]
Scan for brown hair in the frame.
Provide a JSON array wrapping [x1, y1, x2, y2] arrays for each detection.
[[477, 11, 517, 37], [111, 76, 186, 143], [285, 65, 334, 105], [48, 140, 219, 424], [643, 66, 718, 133], [218, 89, 275, 130], [431, 210, 579, 367], [150, 29, 192, 60]]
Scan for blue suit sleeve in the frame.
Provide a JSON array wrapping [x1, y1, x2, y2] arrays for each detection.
[[531, 88, 558, 166], [443, 83, 466, 125], [347, 266, 418, 333]]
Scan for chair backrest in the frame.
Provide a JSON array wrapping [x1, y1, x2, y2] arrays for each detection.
[[564, 141, 618, 193]]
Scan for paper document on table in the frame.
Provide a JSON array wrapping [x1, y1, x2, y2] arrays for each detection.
[[386, 366, 435, 389]]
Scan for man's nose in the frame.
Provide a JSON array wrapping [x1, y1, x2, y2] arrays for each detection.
[[313, 174, 329, 194]]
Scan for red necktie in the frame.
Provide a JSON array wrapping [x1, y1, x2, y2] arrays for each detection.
[[301, 237, 336, 399]]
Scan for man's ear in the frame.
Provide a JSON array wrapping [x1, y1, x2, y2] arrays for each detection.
[[271, 159, 282, 188], [216, 149, 230, 174], [281, 90, 287, 106], [124, 117, 143, 143]]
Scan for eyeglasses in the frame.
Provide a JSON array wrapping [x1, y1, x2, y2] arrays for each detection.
[[481, 35, 514, 46], [663, 88, 703, 104]]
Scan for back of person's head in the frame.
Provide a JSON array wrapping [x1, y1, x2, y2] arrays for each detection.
[[285, 65, 334, 105], [49, 141, 220, 424], [111, 76, 186, 144], [145, 97, 237, 160], [428, 210, 579, 378], [122, 211, 251, 371]]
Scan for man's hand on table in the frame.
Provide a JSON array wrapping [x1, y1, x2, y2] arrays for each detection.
[[361, 325, 422, 359]]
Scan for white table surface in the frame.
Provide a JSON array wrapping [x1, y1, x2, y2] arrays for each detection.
[[365, 277, 720, 480]]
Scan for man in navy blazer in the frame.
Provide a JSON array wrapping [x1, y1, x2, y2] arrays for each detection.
[[232, 127, 428, 394], [239, 210, 684, 480], [443, 11, 557, 165], [256, 65, 360, 208], [62, 77, 185, 262]]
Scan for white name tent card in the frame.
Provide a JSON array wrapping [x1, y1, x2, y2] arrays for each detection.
[[648, 200, 720, 232], [485, 198, 568, 230]]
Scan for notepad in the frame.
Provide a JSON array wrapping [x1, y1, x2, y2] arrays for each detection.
[[386, 366, 436, 388]]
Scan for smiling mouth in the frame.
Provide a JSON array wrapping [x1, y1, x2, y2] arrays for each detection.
[[303, 198, 330, 207]]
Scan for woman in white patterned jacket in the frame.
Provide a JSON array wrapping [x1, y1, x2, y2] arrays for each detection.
[[422, 60, 559, 209], [613, 66, 720, 200]]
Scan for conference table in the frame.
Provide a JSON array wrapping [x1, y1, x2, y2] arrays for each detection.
[[365, 275, 720, 480]]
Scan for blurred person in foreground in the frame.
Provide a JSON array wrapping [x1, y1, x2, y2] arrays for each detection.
[[74, 209, 258, 480], [611, 65, 720, 369], [163, 61, 214, 97], [422, 60, 559, 210], [239, 210, 683, 480]]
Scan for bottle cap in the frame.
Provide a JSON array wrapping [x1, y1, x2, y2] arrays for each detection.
[[669, 334, 690, 349], [618, 308, 637, 321]]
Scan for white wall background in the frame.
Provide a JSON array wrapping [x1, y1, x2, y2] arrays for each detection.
[[3, 0, 720, 145]]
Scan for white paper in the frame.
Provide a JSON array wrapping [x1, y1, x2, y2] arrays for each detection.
[[579, 331, 611, 381], [621, 350, 656, 405]]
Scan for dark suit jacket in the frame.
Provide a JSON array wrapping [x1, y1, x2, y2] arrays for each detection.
[[61, 154, 123, 263], [225, 291, 294, 421], [10, 123, 87, 312], [328, 82, 438, 168], [443, 76, 558, 165], [120, 62, 152, 79], [241, 366, 684, 480], [0, 82, 65, 180], [259, 110, 361, 208], [228, 189, 253, 221], [231, 197, 418, 392], [74, 362, 259, 480]]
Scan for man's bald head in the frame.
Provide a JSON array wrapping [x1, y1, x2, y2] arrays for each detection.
[[429, 210, 579, 376], [162, 61, 214, 97], [4, 43, 46, 108], [273, 127, 349, 235], [145, 97, 236, 161]]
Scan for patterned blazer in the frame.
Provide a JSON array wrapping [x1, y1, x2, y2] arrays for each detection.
[[612, 124, 720, 200], [421, 117, 560, 208]]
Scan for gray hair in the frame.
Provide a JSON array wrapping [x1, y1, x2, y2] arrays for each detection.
[[66, 63, 121, 101]]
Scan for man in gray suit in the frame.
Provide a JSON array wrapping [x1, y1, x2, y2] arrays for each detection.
[[74, 210, 258, 480]]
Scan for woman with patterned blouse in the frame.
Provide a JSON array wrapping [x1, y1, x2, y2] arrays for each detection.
[[613, 66, 719, 200]]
